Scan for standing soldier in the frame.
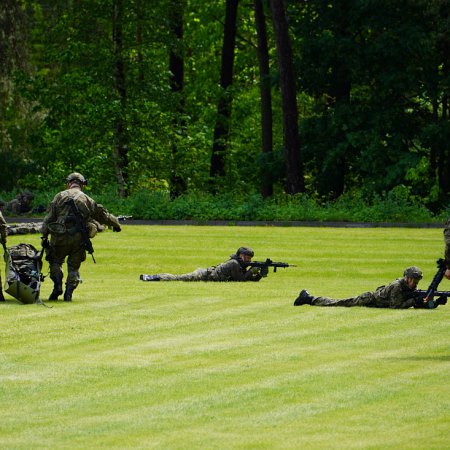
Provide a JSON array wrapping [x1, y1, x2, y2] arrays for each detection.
[[0, 211, 7, 301], [41, 173, 122, 302], [444, 219, 450, 280]]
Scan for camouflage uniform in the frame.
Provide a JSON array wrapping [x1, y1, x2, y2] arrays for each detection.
[[0, 211, 7, 300], [7, 222, 42, 235], [309, 278, 418, 308], [42, 184, 121, 300], [5, 191, 34, 214], [444, 219, 450, 268], [155, 255, 262, 282], [7, 220, 103, 236]]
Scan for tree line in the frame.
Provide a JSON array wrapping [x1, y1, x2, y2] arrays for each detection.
[[1, 0, 449, 211]]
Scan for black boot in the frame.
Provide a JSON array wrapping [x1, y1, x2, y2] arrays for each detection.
[[140, 274, 161, 281], [294, 289, 313, 306], [49, 275, 63, 301], [0, 276, 5, 301], [63, 286, 75, 302]]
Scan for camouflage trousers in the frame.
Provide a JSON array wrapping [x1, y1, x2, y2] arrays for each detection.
[[311, 291, 378, 307], [159, 268, 209, 281], [46, 232, 86, 289]]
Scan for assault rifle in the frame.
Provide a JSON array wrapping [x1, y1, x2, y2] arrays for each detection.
[[65, 198, 96, 263], [414, 258, 449, 309], [246, 258, 296, 277]]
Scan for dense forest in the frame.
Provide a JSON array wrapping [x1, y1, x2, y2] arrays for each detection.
[[1, 0, 449, 214]]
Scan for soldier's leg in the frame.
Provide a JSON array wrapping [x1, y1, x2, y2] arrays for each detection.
[[173, 269, 208, 281], [156, 269, 208, 281], [46, 237, 66, 301], [311, 292, 375, 307], [0, 274, 5, 301], [64, 237, 86, 301]]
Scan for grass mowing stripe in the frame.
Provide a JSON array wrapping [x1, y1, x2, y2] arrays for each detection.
[[0, 225, 448, 449]]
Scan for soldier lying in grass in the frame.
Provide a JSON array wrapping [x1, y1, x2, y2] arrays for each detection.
[[140, 246, 265, 282], [293, 266, 445, 309]]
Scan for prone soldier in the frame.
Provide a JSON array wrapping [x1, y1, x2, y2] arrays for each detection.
[[293, 266, 436, 309], [140, 247, 265, 282], [2, 191, 35, 215]]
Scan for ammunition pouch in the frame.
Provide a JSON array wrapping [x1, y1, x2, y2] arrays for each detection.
[[48, 222, 67, 235], [87, 222, 98, 238]]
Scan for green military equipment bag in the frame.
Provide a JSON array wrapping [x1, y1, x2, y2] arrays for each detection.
[[4, 243, 44, 304]]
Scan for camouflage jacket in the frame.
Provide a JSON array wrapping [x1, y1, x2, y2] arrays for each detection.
[[444, 219, 450, 268], [0, 211, 7, 242], [372, 278, 417, 309], [208, 255, 262, 282], [41, 188, 120, 236]]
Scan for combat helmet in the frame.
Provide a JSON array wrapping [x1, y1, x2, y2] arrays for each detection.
[[66, 172, 87, 186], [236, 246, 254, 257], [403, 266, 423, 279]]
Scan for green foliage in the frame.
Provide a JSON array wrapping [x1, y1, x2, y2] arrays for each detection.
[[2, 182, 443, 224], [2, 0, 450, 209], [87, 185, 441, 223]]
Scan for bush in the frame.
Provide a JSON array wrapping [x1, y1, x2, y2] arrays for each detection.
[[1, 185, 444, 224]]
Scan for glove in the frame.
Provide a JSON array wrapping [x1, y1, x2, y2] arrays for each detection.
[[260, 266, 269, 277], [113, 225, 122, 233]]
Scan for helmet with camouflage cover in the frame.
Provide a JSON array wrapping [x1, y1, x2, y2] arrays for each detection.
[[403, 266, 423, 280], [66, 172, 87, 186]]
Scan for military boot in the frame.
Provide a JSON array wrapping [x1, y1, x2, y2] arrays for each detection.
[[49, 275, 63, 301], [63, 285, 75, 302], [140, 274, 161, 281], [0, 276, 4, 301], [294, 289, 313, 306]]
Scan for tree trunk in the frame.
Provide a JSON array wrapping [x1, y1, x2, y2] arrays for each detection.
[[210, 0, 239, 183], [270, 0, 304, 194], [438, 94, 450, 196], [112, 0, 129, 198], [254, 0, 273, 198], [169, 0, 187, 198], [135, 0, 144, 86]]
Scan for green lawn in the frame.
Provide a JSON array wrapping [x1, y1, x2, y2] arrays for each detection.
[[1, 225, 449, 449]]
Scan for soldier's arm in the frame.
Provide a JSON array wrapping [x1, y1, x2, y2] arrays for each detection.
[[41, 198, 58, 236], [243, 267, 262, 281], [387, 282, 415, 309], [230, 261, 262, 282], [91, 203, 121, 231]]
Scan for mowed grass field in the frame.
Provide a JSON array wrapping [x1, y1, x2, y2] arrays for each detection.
[[1, 224, 449, 449]]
